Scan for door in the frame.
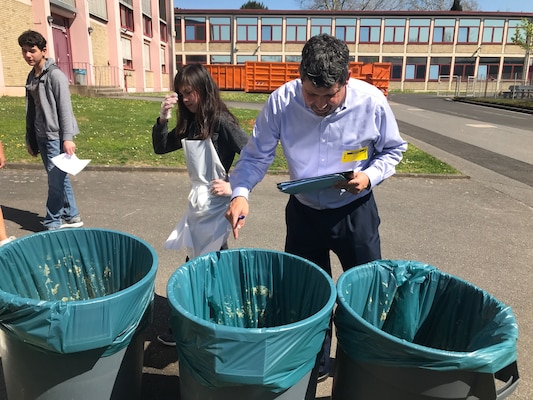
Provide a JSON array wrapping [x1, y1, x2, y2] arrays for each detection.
[[51, 15, 73, 83]]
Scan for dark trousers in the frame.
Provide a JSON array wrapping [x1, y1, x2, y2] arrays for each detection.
[[284, 193, 382, 383], [284, 192, 381, 274]]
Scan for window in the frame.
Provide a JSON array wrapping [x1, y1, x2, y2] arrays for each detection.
[[160, 21, 168, 42], [237, 17, 257, 42], [382, 56, 403, 80], [237, 55, 258, 64], [158, 0, 167, 20], [261, 55, 282, 62], [358, 56, 379, 63], [286, 55, 302, 62], [211, 55, 231, 64], [142, 0, 151, 16], [185, 17, 206, 42], [405, 57, 427, 80], [121, 37, 133, 69], [210, 17, 231, 42], [143, 42, 151, 70], [453, 57, 476, 79], [502, 57, 524, 79], [310, 18, 331, 36], [261, 18, 282, 42], [458, 19, 480, 44], [160, 47, 167, 73], [477, 57, 500, 80], [433, 19, 455, 43], [428, 57, 452, 80], [507, 20, 523, 43], [143, 15, 152, 37], [187, 55, 207, 63], [384, 19, 406, 43], [408, 19, 430, 43], [482, 19, 504, 43], [88, 0, 107, 20], [120, 4, 134, 31], [359, 18, 381, 43], [286, 18, 307, 42], [335, 18, 356, 43]]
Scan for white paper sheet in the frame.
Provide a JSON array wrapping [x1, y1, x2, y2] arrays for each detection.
[[51, 153, 91, 175]]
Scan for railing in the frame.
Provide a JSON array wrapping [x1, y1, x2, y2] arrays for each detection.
[[55, 62, 123, 88]]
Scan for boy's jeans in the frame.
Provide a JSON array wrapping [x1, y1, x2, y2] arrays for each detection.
[[38, 138, 80, 229]]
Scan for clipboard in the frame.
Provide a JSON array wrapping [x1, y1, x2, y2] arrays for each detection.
[[277, 171, 351, 194]]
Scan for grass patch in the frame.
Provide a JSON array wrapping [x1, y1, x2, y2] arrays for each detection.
[[0, 95, 456, 174], [467, 97, 533, 109], [127, 90, 271, 104]]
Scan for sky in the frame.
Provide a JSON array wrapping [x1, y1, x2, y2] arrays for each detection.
[[173, 0, 533, 12]]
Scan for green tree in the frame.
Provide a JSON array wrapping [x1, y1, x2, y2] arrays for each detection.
[[241, 1, 268, 8], [511, 18, 533, 83]]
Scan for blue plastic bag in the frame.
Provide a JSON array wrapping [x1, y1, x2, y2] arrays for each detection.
[[167, 249, 336, 391], [335, 260, 518, 373], [0, 229, 157, 355]]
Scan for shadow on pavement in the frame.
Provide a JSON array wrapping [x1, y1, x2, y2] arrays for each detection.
[[2, 205, 45, 233], [142, 293, 181, 399]]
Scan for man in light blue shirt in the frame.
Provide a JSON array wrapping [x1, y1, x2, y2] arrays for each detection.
[[226, 33, 407, 382]]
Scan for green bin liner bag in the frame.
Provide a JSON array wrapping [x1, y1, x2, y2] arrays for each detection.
[[335, 260, 518, 373], [167, 248, 337, 392], [0, 229, 158, 356]]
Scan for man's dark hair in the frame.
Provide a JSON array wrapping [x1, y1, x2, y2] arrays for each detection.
[[299, 33, 350, 88], [18, 30, 47, 50]]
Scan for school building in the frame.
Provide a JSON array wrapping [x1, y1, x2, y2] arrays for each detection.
[[1, 3, 532, 96], [1, 0, 175, 96], [174, 9, 533, 95]]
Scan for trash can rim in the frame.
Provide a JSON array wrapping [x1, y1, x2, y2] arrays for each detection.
[[167, 248, 337, 333], [0, 228, 158, 306], [336, 259, 517, 357]]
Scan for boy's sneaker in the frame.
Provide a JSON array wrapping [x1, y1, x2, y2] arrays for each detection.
[[60, 216, 84, 229]]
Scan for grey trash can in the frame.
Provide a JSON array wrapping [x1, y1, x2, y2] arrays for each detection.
[[0, 228, 158, 400], [73, 68, 87, 85], [332, 260, 519, 400], [167, 248, 336, 400]]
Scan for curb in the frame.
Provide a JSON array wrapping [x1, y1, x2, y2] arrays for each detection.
[[4, 163, 469, 179], [453, 97, 533, 114]]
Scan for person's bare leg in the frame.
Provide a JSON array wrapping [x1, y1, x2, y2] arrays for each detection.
[[0, 207, 7, 242]]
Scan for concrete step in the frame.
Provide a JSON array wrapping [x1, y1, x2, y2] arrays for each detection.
[[90, 87, 125, 97]]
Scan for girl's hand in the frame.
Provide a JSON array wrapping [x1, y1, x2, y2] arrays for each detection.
[[211, 179, 232, 197], [159, 92, 178, 123]]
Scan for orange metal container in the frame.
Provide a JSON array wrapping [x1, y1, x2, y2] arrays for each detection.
[[245, 62, 300, 93], [205, 61, 391, 97], [205, 64, 246, 91], [349, 62, 365, 79]]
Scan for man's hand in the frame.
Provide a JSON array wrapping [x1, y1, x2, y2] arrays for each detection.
[[225, 196, 249, 239], [334, 171, 370, 195]]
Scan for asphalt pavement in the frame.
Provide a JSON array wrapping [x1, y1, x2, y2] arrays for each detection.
[[0, 96, 531, 399]]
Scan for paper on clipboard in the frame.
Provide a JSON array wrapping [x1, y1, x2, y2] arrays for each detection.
[[51, 153, 91, 175], [277, 172, 350, 194]]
